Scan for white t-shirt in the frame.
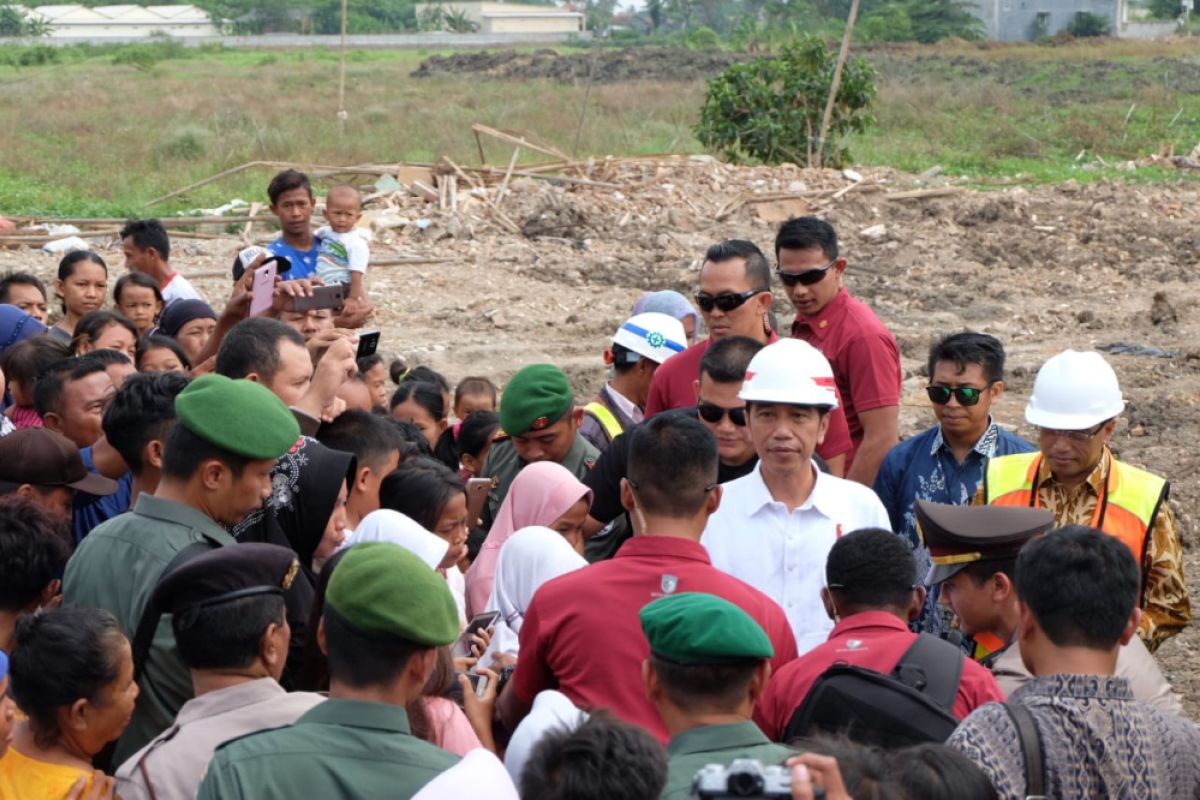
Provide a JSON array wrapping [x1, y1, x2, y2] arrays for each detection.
[[161, 272, 203, 304], [314, 226, 370, 286], [702, 461, 892, 654]]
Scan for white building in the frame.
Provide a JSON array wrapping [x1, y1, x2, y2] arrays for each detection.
[[21, 5, 220, 38], [414, 1, 584, 34]]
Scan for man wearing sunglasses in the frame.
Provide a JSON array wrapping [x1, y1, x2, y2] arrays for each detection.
[[873, 332, 1035, 638], [975, 350, 1188, 653], [778, 217, 901, 487]]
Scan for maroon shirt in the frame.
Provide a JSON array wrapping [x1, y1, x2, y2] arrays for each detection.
[[754, 611, 1005, 741], [513, 535, 799, 743]]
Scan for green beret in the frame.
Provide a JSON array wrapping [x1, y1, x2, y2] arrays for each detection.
[[500, 364, 574, 437], [153, 543, 299, 615], [326, 542, 459, 646], [640, 592, 774, 664], [174, 374, 300, 460]]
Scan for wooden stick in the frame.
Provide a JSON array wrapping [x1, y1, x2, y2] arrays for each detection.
[[815, 0, 862, 168], [883, 187, 962, 201], [7, 214, 271, 227], [497, 146, 521, 208], [471, 124, 571, 165]]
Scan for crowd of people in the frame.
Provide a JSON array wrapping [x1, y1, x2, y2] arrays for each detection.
[[0, 168, 1195, 800]]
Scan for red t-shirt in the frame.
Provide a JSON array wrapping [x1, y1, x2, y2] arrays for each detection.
[[513, 535, 799, 743], [643, 334, 852, 462], [792, 288, 901, 466], [753, 611, 1005, 740]]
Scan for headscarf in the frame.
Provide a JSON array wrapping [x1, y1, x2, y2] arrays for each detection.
[[632, 290, 700, 343], [0, 304, 46, 359], [414, 748, 519, 800], [156, 299, 216, 338], [345, 509, 449, 569], [480, 526, 587, 666], [464, 461, 592, 617], [503, 690, 589, 785]]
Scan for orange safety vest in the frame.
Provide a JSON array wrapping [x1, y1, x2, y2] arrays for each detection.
[[982, 450, 1168, 569]]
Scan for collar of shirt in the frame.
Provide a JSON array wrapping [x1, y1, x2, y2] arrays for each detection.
[[615, 535, 712, 565], [741, 461, 839, 520], [790, 287, 849, 343], [667, 721, 774, 757], [1034, 446, 1111, 498], [296, 698, 412, 734], [930, 417, 1002, 460], [1013, 673, 1135, 704], [828, 610, 911, 639], [133, 493, 237, 545], [603, 383, 643, 424], [174, 678, 286, 726]]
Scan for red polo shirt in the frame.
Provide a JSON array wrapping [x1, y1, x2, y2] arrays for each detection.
[[513, 535, 799, 743], [643, 333, 852, 463], [753, 611, 1004, 741], [792, 288, 901, 467]]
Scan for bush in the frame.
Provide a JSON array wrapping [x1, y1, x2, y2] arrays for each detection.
[[1149, 0, 1180, 18], [1066, 10, 1110, 36], [161, 126, 209, 160], [859, 4, 914, 41], [695, 34, 875, 167]]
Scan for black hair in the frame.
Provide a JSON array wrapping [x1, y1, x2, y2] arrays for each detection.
[[458, 410, 501, 461], [826, 528, 917, 611], [775, 216, 839, 262], [69, 310, 138, 356], [610, 342, 640, 375], [0, 495, 71, 611], [10, 606, 127, 750], [56, 251, 107, 315], [704, 239, 771, 292], [1015, 525, 1140, 650], [173, 593, 286, 671], [390, 419, 435, 461], [322, 603, 422, 688], [378, 456, 465, 532], [960, 557, 1017, 586], [267, 169, 313, 205], [0, 336, 70, 394], [927, 331, 1006, 385], [80, 348, 133, 368], [114, 271, 165, 307], [627, 414, 717, 518], [520, 712, 668, 800], [891, 743, 999, 800], [216, 317, 306, 382], [389, 358, 451, 392], [33, 356, 109, 419], [0, 271, 47, 304], [102, 371, 190, 474], [698, 335, 766, 383], [786, 735, 904, 800], [390, 380, 447, 421], [454, 375, 498, 407], [119, 218, 171, 261], [161, 424, 251, 481], [649, 653, 760, 713], [317, 409, 406, 473], [356, 352, 383, 376], [136, 334, 192, 371]]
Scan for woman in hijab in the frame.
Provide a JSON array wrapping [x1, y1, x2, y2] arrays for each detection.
[[632, 290, 701, 345], [154, 299, 217, 366], [347, 509, 459, 572], [0, 305, 47, 435], [480, 526, 588, 669], [465, 461, 593, 618]]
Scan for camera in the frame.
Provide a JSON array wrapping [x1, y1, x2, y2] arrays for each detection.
[[692, 759, 791, 798]]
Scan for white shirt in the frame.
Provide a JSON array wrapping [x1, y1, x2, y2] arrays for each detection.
[[162, 272, 203, 304], [702, 461, 891, 654]]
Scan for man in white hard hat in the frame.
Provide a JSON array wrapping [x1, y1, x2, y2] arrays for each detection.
[[702, 338, 891, 653], [976, 349, 1188, 652], [581, 312, 688, 453]]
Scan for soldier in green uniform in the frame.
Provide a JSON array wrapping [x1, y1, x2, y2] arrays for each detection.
[[63, 374, 301, 764], [196, 541, 461, 799], [480, 363, 599, 529], [640, 592, 794, 800]]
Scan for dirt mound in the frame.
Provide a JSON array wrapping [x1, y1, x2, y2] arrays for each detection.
[[411, 47, 748, 83]]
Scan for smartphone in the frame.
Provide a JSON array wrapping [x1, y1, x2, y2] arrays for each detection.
[[290, 284, 345, 312], [465, 478, 491, 529], [249, 262, 277, 316], [452, 610, 501, 658], [464, 672, 490, 699], [356, 330, 381, 359]]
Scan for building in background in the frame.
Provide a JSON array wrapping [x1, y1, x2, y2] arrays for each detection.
[[413, 1, 584, 34], [14, 4, 219, 38], [971, 0, 1177, 39]]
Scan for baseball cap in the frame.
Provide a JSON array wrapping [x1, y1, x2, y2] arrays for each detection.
[[0, 429, 119, 496]]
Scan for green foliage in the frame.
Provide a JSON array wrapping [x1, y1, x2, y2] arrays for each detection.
[[1066, 10, 1110, 36], [903, 0, 983, 42], [160, 126, 209, 159], [1149, 0, 1181, 18], [110, 36, 189, 70], [695, 34, 875, 166], [675, 24, 721, 48], [0, 6, 51, 37], [858, 4, 913, 41], [311, 0, 416, 33]]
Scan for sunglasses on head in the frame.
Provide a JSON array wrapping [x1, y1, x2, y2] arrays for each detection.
[[693, 289, 765, 313], [697, 403, 747, 426], [775, 259, 837, 287], [925, 385, 991, 407]]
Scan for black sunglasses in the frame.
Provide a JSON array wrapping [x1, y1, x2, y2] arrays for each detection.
[[693, 289, 765, 313], [697, 402, 747, 427], [775, 259, 837, 287], [926, 385, 992, 407]]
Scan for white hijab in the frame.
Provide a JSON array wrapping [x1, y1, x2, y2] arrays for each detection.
[[481, 526, 588, 666], [414, 748, 518, 800], [342, 509, 448, 568]]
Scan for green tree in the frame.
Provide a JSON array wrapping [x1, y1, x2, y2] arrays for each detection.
[[0, 6, 50, 36], [858, 3, 913, 40], [695, 34, 875, 166], [1149, 0, 1180, 18], [903, 0, 983, 41], [1066, 9, 1109, 35]]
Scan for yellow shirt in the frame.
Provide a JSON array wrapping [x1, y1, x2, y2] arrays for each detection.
[[0, 746, 94, 800]]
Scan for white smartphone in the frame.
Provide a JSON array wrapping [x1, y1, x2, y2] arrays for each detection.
[[249, 261, 277, 316]]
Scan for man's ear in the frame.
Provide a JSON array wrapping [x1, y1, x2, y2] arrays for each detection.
[[907, 586, 927, 622], [317, 615, 328, 656], [144, 438, 166, 470], [569, 407, 585, 430], [620, 478, 635, 513], [706, 483, 723, 516], [244, 372, 263, 386], [641, 658, 660, 704], [41, 412, 64, 434], [992, 572, 1015, 604], [756, 290, 774, 315], [355, 465, 372, 493], [692, 379, 701, 403], [1119, 607, 1142, 647], [989, 380, 1005, 402], [200, 460, 226, 491], [820, 586, 837, 622], [747, 660, 771, 703]]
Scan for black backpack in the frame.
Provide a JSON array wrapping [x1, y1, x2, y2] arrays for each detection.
[[783, 633, 963, 748]]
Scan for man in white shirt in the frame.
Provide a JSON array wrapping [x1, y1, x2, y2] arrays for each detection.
[[121, 218, 204, 304], [702, 338, 891, 654]]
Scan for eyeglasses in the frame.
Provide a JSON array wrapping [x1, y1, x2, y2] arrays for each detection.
[[925, 385, 992, 407], [693, 289, 765, 313], [1038, 422, 1107, 443], [697, 402, 747, 427], [775, 259, 837, 287]]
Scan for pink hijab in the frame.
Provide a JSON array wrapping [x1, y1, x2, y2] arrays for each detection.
[[465, 461, 592, 617]]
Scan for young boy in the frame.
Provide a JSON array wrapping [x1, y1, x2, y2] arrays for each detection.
[[315, 185, 370, 309]]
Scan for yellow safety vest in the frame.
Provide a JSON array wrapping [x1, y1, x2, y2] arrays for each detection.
[[583, 401, 624, 442]]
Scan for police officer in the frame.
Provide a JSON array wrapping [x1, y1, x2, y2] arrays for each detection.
[[641, 592, 793, 800], [196, 542, 461, 799], [115, 543, 324, 800]]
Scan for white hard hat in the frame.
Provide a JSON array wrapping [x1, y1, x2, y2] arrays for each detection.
[[612, 312, 688, 365], [1025, 350, 1125, 429], [738, 339, 839, 408]]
